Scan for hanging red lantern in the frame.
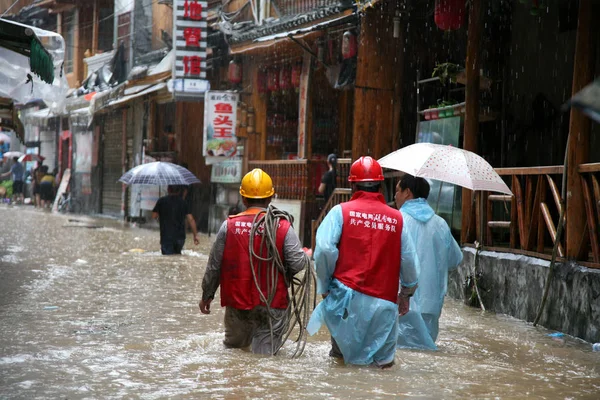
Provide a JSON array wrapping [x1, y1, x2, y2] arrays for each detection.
[[228, 59, 242, 84], [291, 61, 302, 89], [434, 0, 465, 31], [257, 69, 268, 94], [267, 68, 279, 92], [279, 65, 292, 91], [341, 31, 357, 59]]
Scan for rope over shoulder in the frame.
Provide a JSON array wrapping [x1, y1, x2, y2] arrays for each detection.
[[248, 204, 316, 358]]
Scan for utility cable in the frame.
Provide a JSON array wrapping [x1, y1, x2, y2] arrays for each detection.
[[248, 204, 316, 358], [1, 0, 29, 17]]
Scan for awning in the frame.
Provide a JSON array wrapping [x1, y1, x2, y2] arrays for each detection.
[[20, 107, 55, 126], [254, 12, 356, 43], [230, 9, 356, 55], [107, 82, 168, 107]]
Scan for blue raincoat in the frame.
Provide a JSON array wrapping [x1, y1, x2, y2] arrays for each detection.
[[307, 205, 419, 365], [397, 198, 463, 350]]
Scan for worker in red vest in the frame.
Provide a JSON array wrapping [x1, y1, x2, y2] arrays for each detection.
[[199, 168, 307, 355], [307, 156, 420, 367]]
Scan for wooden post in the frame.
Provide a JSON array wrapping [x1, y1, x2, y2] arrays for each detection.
[[460, 0, 483, 244], [351, 3, 397, 160], [244, 58, 267, 163], [566, 0, 597, 259], [121, 108, 128, 220], [391, 13, 405, 153], [92, 0, 98, 55]]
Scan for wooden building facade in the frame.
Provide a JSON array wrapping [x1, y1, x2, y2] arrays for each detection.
[[214, 0, 600, 266]]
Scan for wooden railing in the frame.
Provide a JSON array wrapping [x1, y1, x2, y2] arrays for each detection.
[[480, 164, 599, 268], [248, 158, 350, 244], [578, 162, 600, 264], [276, 0, 345, 16], [311, 187, 352, 252], [336, 158, 351, 190], [248, 158, 352, 201], [249, 159, 313, 200]]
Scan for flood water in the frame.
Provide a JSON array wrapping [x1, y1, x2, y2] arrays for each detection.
[[0, 205, 598, 399]]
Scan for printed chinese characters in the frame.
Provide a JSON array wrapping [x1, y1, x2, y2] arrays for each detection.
[[348, 211, 398, 232]]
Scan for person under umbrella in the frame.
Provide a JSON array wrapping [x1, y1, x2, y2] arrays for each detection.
[[119, 161, 201, 255], [394, 174, 463, 350], [152, 185, 199, 255], [0, 156, 25, 204]]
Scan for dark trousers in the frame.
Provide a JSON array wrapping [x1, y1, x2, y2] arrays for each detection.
[[329, 336, 343, 358], [160, 239, 185, 255]]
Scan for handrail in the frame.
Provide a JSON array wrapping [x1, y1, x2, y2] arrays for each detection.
[[311, 188, 352, 252], [578, 162, 600, 173], [481, 164, 599, 268], [495, 166, 564, 176], [249, 159, 308, 165]]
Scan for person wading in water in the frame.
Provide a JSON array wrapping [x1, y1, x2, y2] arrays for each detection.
[[307, 156, 420, 368], [199, 169, 308, 355]]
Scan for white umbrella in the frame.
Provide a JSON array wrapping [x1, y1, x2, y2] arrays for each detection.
[[19, 153, 45, 163], [0, 132, 11, 143], [378, 143, 512, 195], [2, 151, 24, 159], [118, 161, 200, 186]]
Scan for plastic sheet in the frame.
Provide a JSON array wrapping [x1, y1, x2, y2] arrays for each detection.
[[308, 279, 398, 365], [0, 20, 68, 112], [397, 198, 463, 348]]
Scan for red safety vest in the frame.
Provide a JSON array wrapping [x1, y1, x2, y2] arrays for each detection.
[[333, 191, 403, 303], [220, 209, 291, 310]]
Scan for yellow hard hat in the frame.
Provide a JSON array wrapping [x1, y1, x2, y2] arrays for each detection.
[[239, 168, 275, 199]]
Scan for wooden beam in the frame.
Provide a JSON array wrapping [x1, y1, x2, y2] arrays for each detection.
[[581, 176, 600, 263], [495, 166, 564, 176], [537, 194, 546, 254], [566, 0, 597, 259], [592, 175, 600, 223], [391, 12, 405, 153], [461, 0, 482, 244], [351, 3, 397, 160], [486, 194, 493, 246], [546, 174, 563, 216], [488, 221, 510, 229], [510, 190, 517, 248], [526, 176, 544, 250], [513, 175, 527, 249], [541, 202, 565, 258], [525, 176, 533, 232], [578, 162, 600, 173], [92, 0, 98, 55]]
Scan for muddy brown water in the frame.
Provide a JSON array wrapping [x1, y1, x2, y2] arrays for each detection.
[[0, 205, 598, 399]]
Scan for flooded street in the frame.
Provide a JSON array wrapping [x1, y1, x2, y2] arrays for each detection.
[[0, 206, 598, 399]]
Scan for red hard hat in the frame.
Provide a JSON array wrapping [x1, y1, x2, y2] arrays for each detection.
[[348, 156, 385, 182]]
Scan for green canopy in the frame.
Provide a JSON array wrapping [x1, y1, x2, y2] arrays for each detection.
[[0, 18, 54, 84]]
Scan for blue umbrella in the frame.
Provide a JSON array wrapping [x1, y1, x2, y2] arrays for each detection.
[[118, 161, 200, 186]]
